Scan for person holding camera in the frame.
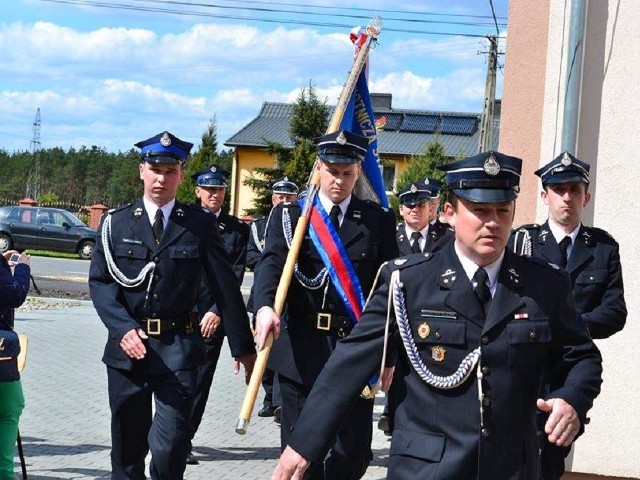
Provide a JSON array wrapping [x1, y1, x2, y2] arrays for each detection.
[[0, 250, 30, 480]]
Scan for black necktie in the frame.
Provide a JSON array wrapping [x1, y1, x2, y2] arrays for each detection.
[[473, 267, 492, 314], [559, 236, 571, 268], [410, 231, 422, 254], [152, 209, 164, 244], [330, 205, 341, 231]]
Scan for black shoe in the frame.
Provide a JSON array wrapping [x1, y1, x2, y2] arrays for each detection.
[[378, 414, 391, 436], [273, 406, 282, 425], [258, 405, 278, 417], [186, 451, 199, 465]]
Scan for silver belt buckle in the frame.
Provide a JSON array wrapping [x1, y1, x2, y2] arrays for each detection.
[[317, 313, 331, 331], [146, 318, 161, 335]]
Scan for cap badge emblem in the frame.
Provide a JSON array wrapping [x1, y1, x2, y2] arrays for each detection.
[[424, 178, 430, 185], [418, 323, 430, 339], [160, 132, 171, 147], [210, 166, 217, 173], [410, 184, 418, 193], [561, 152, 572, 166], [484, 153, 501, 176], [336, 131, 347, 145], [431, 346, 446, 362], [284, 176, 289, 181]]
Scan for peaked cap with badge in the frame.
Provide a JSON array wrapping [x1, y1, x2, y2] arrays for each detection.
[[272, 176, 299, 195], [438, 150, 522, 203], [316, 129, 369, 164], [397, 181, 432, 207], [535, 151, 590, 185], [135, 131, 193, 164], [192, 164, 229, 188]]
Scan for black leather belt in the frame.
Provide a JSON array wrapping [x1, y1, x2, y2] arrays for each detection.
[[140, 313, 196, 335], [308, 312, 353, 332]]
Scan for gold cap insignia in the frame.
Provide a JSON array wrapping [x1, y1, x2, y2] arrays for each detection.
[[417, 323, 430, 339], [160, 132, 171, 147], [431, 346, 446, 362]]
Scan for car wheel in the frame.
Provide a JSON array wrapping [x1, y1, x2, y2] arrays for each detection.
[[78, 240, 95, 260], [0, 233, 13, 253]]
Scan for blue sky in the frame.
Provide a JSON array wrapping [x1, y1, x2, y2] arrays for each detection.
[[1, 0, 508, 154]]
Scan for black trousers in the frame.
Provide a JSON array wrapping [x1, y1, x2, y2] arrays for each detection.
[[107, 366, 197, 480], [278, 374, 373, 480], [190, 335, 225, 443]]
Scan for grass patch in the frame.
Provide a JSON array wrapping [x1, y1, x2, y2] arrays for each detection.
[[25, 250, 80, 260]]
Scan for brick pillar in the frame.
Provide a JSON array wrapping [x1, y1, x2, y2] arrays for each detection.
[[19, 198, 37, 206], [89, 204, 109, 229]]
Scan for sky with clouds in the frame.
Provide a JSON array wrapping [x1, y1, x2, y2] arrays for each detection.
[[1, 0, 508, 154]]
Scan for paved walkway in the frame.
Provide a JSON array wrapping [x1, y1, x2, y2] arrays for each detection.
[[13, 299, 390, 479]]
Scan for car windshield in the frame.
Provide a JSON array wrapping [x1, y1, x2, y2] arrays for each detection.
[[63, 211, 87, 226]]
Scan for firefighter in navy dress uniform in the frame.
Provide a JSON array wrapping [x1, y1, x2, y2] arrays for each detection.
[[396, 179, 453, 256], [253, 130, 398, 480], [509, 151, 627, 480], [187, 165, 254, 465], [89, 131, 255, 480], [246, 177, 300, 420], [264, 150, 602, 480]]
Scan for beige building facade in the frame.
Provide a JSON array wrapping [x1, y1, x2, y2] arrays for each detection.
[[501, 1, 639, 478]]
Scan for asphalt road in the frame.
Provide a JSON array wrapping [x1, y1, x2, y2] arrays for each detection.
[[28, 255, 254, 300]]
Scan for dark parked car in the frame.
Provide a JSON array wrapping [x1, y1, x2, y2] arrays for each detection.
[[0, 206, 98, 259]]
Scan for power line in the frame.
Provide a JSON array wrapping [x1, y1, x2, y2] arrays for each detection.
[[488, 0, 501, 37], [204, 0, 508, 20], [37, 0, 506, 38], [127, 0, 507, 28]]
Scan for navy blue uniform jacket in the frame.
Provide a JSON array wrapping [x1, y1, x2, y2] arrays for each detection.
[[89, 200, 252, 373], [288, 243, 602, 480], [510, 221, 626, 339], [253, 196, 398, 386]]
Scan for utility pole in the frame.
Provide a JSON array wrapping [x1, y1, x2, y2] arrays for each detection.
[[477, 36, 499, 153], [26, 108, 41, 200]]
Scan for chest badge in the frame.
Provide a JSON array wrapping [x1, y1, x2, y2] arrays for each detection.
[[417, 323, 430, 339], [431, 346, 446, 362]]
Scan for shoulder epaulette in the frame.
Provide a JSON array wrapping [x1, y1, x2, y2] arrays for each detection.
[[514, 223, 540, 232], [390, 252, 433, 270], [586, 226, 616, 242], [108, 203, 132, 215], [520, 254, 565, 276]]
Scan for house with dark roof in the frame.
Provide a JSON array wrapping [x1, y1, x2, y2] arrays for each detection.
[[225, 93, 500, 217]]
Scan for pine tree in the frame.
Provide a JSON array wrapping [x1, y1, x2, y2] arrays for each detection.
[[243, 83, 328, 217], [177, 117, 225, 206], [389, 136, 451, 220]]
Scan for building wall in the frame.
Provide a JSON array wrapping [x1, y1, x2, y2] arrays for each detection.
[[499, 0, 550, 225], [503, 1, 640, 478], [230, 147, 276, 218]]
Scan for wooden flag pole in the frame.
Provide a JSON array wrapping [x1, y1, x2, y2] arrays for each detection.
[[236, 17, 382, 435]]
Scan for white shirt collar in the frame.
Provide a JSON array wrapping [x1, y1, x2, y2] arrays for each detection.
[[548, 218, 581, 245], [454, 242, 505, 295], [318, 191, 351, 224], [404, 223, 429, 240], [143, 196, 175, 227]]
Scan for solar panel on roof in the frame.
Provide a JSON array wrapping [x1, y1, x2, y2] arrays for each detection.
[[400, 114, 438, 133], [440, 116, 478, 135], [381, 113, 403, 131]]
